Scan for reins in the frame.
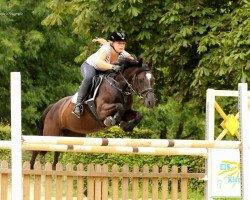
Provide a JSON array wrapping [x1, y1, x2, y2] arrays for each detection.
[[118, 71, 137, 96]]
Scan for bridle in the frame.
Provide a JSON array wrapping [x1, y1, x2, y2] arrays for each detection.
[[119, 69, 154, 99]]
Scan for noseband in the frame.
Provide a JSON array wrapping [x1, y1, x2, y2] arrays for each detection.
[[137, 87, 154, 99]]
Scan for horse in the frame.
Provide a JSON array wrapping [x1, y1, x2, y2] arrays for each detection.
[[30, 57, 156, 169]]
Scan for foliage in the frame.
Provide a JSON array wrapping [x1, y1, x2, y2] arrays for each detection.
[[0, 123, 11, 160], [37, 0, 250, 139], [137, 97, 205, 139], [0, 123, 10, 140], [1, 0, 248, 139], [0, 1, 247, 194], [0, 1, 82, 133], [193, 0, 250, 90], [42, 0, 250, 94]]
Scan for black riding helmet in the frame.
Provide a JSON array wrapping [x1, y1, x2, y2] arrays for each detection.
[[109, 31, 127, 42]]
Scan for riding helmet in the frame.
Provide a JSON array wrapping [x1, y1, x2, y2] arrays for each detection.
[[109, 31, 127, 42]]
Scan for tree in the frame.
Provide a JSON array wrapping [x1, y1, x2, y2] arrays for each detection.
[[193, 0, 250, 90], [1, 0, 249, 139], [0, 1, 82, 133]]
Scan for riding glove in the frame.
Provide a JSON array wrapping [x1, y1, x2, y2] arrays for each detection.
[[112, 65, 122, 72]]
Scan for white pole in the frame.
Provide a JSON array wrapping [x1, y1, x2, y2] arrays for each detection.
[[11, 72, 22, 200], [238, 83, 250, 200], [205, 89, 215, 200]]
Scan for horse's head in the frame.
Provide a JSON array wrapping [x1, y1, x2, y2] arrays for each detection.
[[117, 57, 156, 108]]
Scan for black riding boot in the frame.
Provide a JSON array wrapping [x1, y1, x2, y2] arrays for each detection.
[[72, 81, 90, 118], [72, 97, 84, 118]]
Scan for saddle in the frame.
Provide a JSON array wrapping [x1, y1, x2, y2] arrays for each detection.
[[71, 75, 103, 104], [87, 75, 104, 101], [84, 75, 103, 119], [72, 73, 116, 121]]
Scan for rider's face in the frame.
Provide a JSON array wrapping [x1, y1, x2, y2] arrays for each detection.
[[112, 41, 126, 53]]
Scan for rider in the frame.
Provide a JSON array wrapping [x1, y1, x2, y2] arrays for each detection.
[[72, 31, 133, 118]]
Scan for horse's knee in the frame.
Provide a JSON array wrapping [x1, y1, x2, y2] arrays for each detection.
[[120, 121, 135, 132], [116, 103, 124, 110], [120, 111, 143, 132], [114, 103, 125, 120]]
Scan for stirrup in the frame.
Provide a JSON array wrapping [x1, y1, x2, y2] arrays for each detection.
[[104, 116, 116, 127], [72, 104, 83, 118]]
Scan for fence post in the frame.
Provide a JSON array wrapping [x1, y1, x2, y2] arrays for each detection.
[[181, 166, 188, 200], [11, 72, 22, 200], [0, 161, 9, 200], [205, 89, 215, 200], [238, 83, 250, 200], [161, 165, 169, 200], [171, 165, 178, 200]]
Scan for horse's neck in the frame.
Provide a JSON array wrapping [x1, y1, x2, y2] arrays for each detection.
[[115, 74, 133, 88]]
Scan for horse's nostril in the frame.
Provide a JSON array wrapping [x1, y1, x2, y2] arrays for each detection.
[[145, 100, 154, 108]]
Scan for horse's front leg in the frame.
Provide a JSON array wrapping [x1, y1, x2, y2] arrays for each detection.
[[98, 103, 125, 126], [120, 109, 143, 132]]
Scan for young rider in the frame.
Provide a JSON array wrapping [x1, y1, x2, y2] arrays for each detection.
[[72, 31, 133, 118]]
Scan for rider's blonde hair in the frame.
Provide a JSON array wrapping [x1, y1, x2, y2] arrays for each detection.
[[92, 38, 111, 46]]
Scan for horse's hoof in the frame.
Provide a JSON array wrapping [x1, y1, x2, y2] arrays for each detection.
[[104, 116, 116, 126]]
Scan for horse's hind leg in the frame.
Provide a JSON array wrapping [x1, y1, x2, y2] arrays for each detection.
[[52, 152, 60, 170], [30, 104, 54, 170], [43, 120, 63, 167], [30, 151, 39, 169]]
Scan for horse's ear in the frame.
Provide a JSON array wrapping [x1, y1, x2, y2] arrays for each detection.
[[139, 58, 143, 67], [131, 54, 138, 61], [148, 60, 153, 70]]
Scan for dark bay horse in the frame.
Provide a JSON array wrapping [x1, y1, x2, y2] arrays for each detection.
[[30, 57, 156, 169]]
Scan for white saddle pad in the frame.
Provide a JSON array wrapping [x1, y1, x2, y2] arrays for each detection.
[[71, 92, 78, 104]]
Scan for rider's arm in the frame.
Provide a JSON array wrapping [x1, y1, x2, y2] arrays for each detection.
[[121, 50, 135, 60], [126, 53, 135, 61], [94, 50, 113, 70]]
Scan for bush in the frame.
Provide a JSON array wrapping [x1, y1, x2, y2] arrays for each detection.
[[0, 123, 11, 140]]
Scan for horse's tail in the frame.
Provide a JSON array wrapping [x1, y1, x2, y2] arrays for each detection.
[[37, 104, 54, 136], [30, 104, 55, 169]]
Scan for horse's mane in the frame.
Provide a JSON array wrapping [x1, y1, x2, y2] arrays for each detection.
[[117, 55, 142, 69], [117, 56, 151, 74]]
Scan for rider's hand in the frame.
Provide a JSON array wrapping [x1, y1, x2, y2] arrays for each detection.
[[112, 65, 122, 72]]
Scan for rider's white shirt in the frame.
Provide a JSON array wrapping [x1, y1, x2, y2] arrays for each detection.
[[86, 44, 129, 70]]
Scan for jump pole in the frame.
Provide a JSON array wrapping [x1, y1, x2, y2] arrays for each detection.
[[18, 144, 209, 156], [11, 72, 22, 200], [20, 136, 241, 149]]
